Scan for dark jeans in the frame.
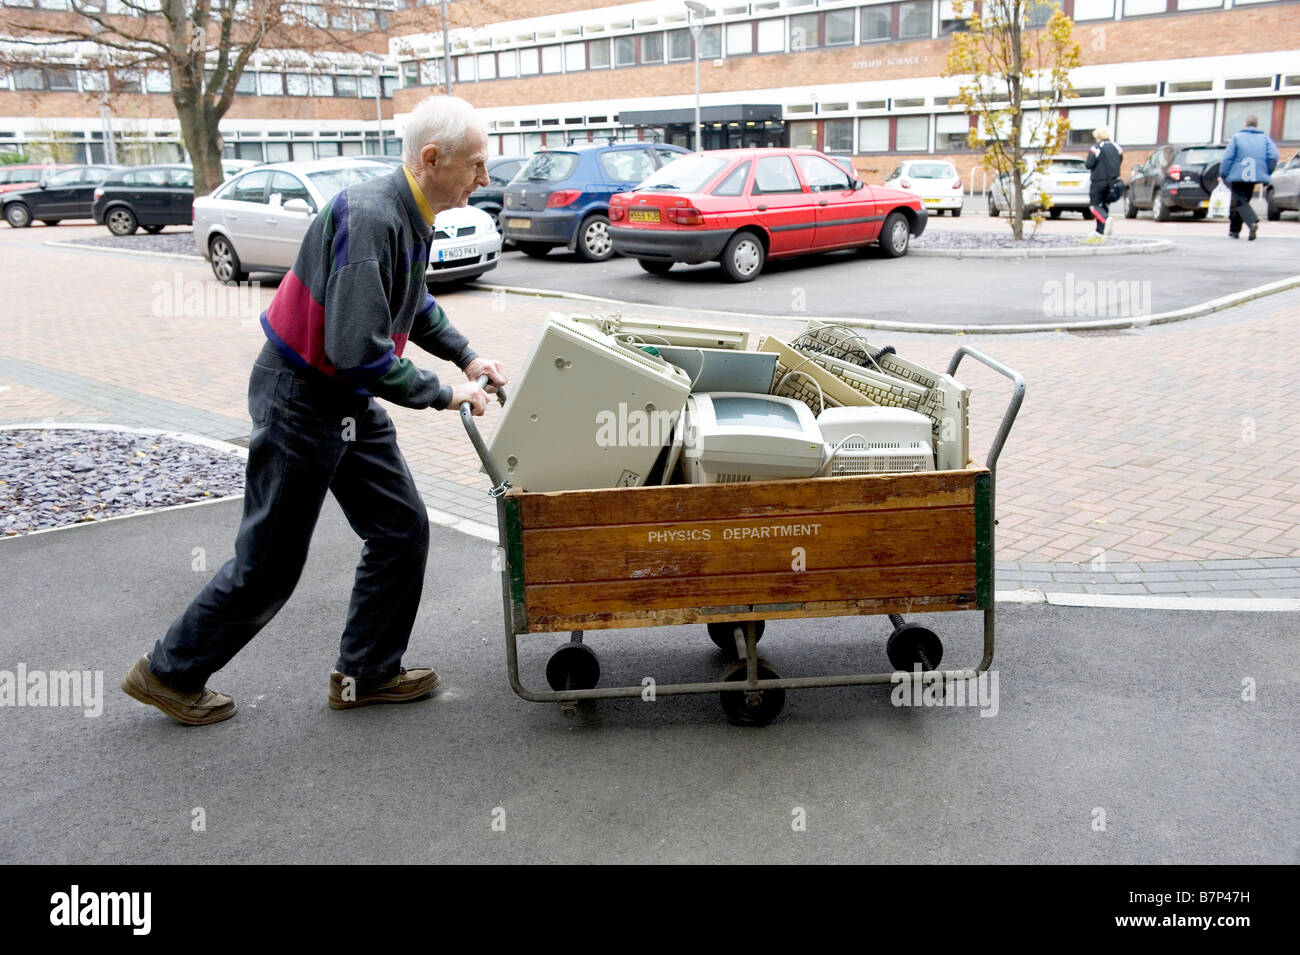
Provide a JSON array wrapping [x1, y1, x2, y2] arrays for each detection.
[[1228, 182, 1258, 234], [1089, 182, 1110, 234], [149, 342, 430, 692]]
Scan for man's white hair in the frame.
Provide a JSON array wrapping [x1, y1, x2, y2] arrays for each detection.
[[402, 95, 487, 167]]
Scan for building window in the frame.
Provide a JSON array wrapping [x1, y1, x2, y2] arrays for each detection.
[[564, 42, 585, 71], [259, 72, 284, 96], [859, 117, 890, 151], [1122, 0, 1165, 14], [541, 45, 563, 73], [265, 142, 291, 163], [286, 73, 310, 96], [1167, 102, 1215, 142], [613, 36, 636, 67], [1222, 99, 1272, 139], [1177, 0, 1222, 9], [935, 113, 969, 149], [667, 29, 692, 61], [1115, 104, 1159, 145], [1225, 77, 1272, 90], [826, 9, 856, 45], [861, 7, 891, 42], [14, 68, 44, 90], [310, 74, 333, 96], [756, 18, 785, 53], [1025, 0, 1055, 27], [46, 68, 76, 91], [698, 24, 722, 58], [824, 119, 854, 152], [641, 33, 664, 63], [1282, 100, 1300, 140], [896, 115, 929, 150], [1066, 106, 1108, 146], [498, 51, 518, 78], [360, 75, 378, 98], [234, 72, 254, 95], [456, 56, 475, 82], [725, 22, 752, 55], [1167, 80, 1212, 93], [381, 76, 396, 99], [519, 48, 540, 75], [317, 141, 341, 158], [940, 0, 968, 34], [899, 2, 932, 40], [1072, 0, 1115, 18], [789, 13, 819, 51], [789, 120, 817, 149], [478, 53, 497, 80], [589, 38, 611, 69]]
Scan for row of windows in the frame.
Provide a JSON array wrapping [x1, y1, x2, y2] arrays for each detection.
[[0, 0, 387, 31], [222, 137, 402, 163], [0, 66, 398, 98]]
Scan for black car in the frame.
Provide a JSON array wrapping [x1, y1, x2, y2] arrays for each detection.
[[1124, 143, 1225, 221], [2, 164, 120, 228], [470, 155, 527, 232], [92, 164, 196, 235]]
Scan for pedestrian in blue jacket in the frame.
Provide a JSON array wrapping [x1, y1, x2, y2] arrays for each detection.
[[1221, 115, 1279, 241]]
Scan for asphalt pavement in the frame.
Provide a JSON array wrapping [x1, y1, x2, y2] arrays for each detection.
[[2, 498, 1294, 864]]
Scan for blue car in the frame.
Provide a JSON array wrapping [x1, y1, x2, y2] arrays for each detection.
[[501, 141, 689, 261]]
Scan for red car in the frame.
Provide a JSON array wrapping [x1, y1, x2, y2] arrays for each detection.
[[0, 163, 78, 195], [609, 148, 926, 282]]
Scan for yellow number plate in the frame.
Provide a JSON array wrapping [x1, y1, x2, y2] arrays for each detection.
[[1199, 200, 1209, 208], [922, 198, 941, 205], [508, 218, 531, 229], [628, 208, 660, 222]]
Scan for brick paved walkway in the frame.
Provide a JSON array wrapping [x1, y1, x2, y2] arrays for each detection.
[[2, 224, 1297, 597]]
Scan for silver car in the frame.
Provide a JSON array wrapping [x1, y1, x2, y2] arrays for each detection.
[[193, 158, 502, 285], [1265, 152, 1300, 221], [988, 155, 1092, 219]]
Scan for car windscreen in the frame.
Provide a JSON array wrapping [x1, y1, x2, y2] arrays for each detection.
[[1046, 160, 1086, 174], [1178, 147, 1224, 166], [634, 154, 730, 192], [519, 152, 579, 182], [907, 163, 955, 179], [305, 165, 390, 201]]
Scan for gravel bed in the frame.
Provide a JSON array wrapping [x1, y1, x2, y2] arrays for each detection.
[[0, 429, 245, 537], [913, 231, 1150, 249], [60, 230, 202, 258]]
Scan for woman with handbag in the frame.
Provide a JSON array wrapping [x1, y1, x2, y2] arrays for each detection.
[[1085, 126, 1124, 237]]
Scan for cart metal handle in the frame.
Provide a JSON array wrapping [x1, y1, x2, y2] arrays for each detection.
[[460, 374, 509, 494], [947, 345, 1025, 476]]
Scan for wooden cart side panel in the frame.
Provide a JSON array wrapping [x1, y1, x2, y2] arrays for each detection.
[[524, 562, 976, 623], [513, 469, 980, 530], [503, 495, 529, 633], [531, 595, 980, 633], [520, 506, 976, 584], [975, 470, 994, 610]]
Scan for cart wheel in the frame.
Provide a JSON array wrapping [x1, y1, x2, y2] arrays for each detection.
[[706, 619, 764, 653], [546, 642, 600, 691], [718, 658, 785, 726], [886, 622, 943, 672]]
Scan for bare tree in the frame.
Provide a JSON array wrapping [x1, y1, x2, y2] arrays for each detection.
[[0, 1, 390, 195], [944, 0, 1081, 239]]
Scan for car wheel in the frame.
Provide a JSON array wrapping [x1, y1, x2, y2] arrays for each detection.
[[1152, 191, 1171, 222], [951, 207, 962, 218], [720, 231, 764, 282], [1123, 196, 1138, 219], [877, 211, 911, 258], [575, 214, 614, 262], [517, 242, 551, 259], [987, 197, 1000, 217], [107, 206, 138, 236], [5, 203, 32, 228], [1266, 189, 1281, 221], [637, 258, 673, 275], [208, 234, 247, 284], [143, 224, 164, 234], [1049, 208, 1062, 219], [40, 219, 61, 226]]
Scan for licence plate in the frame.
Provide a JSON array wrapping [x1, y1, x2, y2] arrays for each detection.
[[439, 244, 476, 262], [628, 208, 660, 222], [1199, 200, 1209, 208], [1059, 180, 1080, 187], [922, 198, 941, 205], [508, 218, 530, 229]]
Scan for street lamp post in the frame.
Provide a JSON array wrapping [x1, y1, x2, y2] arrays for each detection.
[[684, 1, 709, 152]]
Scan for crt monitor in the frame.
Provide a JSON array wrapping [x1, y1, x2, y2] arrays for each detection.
[[683, 392, 825, 484]]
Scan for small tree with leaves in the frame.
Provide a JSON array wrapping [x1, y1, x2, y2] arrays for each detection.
[[944, 0, 1081, 239], [0, 2, 386, 196]]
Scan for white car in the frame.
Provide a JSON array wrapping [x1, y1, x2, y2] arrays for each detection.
[[988, 155, 1092, 219], [193, 158, 500, 285], [883, 160, 964, 216]]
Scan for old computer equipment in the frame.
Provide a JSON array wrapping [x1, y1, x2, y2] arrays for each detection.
[[486, 315, 692, 492], [682, 392, 825, 484], [564, 313, 750, 350], [817, 407, 935, 476], [654, 345, 777, 394]]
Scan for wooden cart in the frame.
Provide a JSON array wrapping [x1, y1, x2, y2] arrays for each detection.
[[462, 345, 1025, 725]]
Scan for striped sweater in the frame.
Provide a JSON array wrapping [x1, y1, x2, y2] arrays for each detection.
[[260, 166, 477, 410]]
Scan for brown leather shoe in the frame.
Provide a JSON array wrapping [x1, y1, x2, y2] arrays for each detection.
[[328, 667, 440, 709], [121, 656, 236, 726]]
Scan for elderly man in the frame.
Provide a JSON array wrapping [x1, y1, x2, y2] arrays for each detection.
[[122, 95, 506, 725], [1221, 114, 1278, 241]]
